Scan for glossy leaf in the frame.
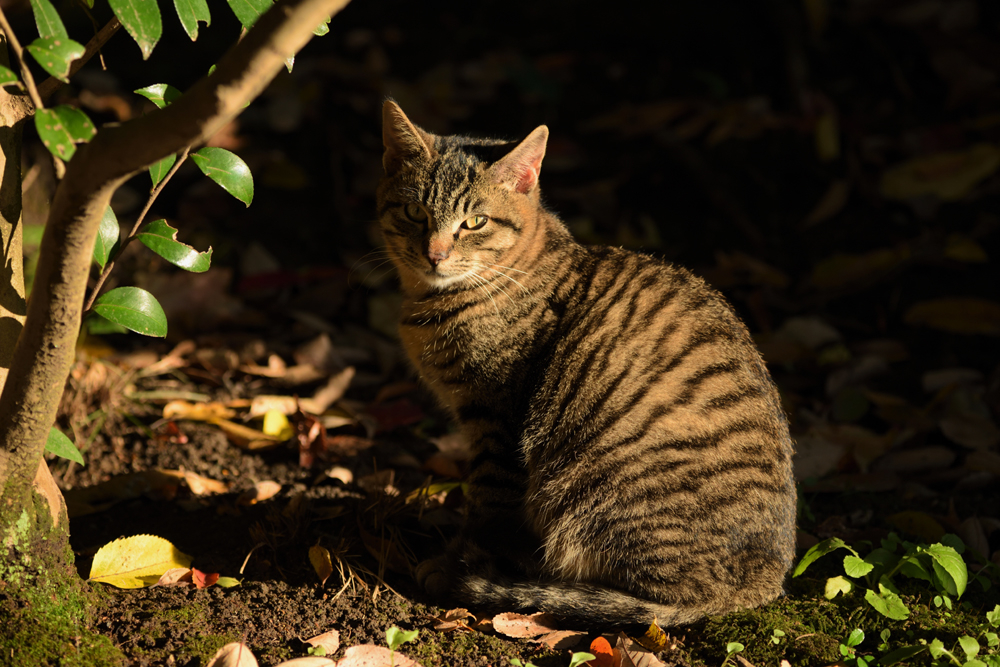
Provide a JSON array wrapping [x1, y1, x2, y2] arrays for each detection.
[[926, 544, 968, 597], [134, 83, 182, 109], [226, 0, 271, 30], [173, 0, 210, 41], [793, 537, 851, 577], [58, 106, 97, 142], [28, 0, 68, 39], [93, 206, 120, 270], [149, 154, 176, 188], [25, 37, 85, 82], [34, 108, 74, 161], [136, 219, 212, 272], [46, 427, 84, 465], [0, 65, 19, 86], [108, 0, 163, 60], [191, 147, 253, 206], [92, 287, 167, 337]]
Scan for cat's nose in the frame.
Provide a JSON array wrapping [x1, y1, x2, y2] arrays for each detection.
[[427, 248, 450, 266]]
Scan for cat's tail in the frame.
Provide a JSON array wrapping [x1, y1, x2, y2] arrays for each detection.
[[460, 574, 711, 628]]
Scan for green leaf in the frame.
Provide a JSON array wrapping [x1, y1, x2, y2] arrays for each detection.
[[844, 555, 874, 578], [137, 219, 212, 272], [864, 587, 909, 620], [46, 427, 84, 465], [864, 547, 900, 571], [926, 544, 967, 597], [726, 642, 744, 654], [793, 537, 851, 577], [28, 0, 68, 39], [929, 639, 948, 660], [108, 0, 163, 59], [191, 147, 253, 206], [173, 0, 210, 40], [959, 637, 980, 660], [825, 575, 853, 599], [34, 106, 96, 161], [385, 626, 418, 651], [92, 287, 167, 337], [87, 313, 129, 335], [985, 632, 998, 648], [0, 65, 19, 86], [225, 0, 271, 30], [963, 660, 987, 667], [314, 16, 330, 35], [941, 534, 966, 554], [93, 206, 120, 270], [216, 577, 240, 588], [899, 557, 933, 582], [25, 37, 85, 82], [878, 646, 925, 666], [847, 629, 865, 648], [149, 154, 177, 188], [134, 83, 182, 109], [568, 653, 596, 667], [987, 605, 1000, 627]]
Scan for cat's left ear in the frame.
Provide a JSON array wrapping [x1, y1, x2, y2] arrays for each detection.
[[491, 126, 548, 194]]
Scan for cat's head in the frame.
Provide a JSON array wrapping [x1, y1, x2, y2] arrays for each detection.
[[377, 100, 549, 292]]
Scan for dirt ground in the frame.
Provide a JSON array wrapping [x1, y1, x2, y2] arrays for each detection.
[[14, 0, 1000, 664]]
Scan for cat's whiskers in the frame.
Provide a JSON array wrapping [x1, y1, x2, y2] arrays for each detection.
[[471, 261, 530, 299], [467, 272, 501, 317]]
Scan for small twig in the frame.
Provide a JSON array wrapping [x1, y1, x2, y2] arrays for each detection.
[[0, 7, 65, 178], [82, 147, 191, 312], [37, 17, 122, 102]]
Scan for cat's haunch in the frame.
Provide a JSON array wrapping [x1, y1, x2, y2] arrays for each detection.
[[377, 100, 797, 627]]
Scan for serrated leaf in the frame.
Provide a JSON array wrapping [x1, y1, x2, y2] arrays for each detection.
[[879, 645, 926, 666], [216, 577, 240, 588], [793, 537, 851, 577], [844, 555, 874, 578], [28, 0, 68, 39], [136, 219, 212, 272], [46, 427, 84, 465], [93, 206, 120, 270], [108, 0, 162, 59], [25, 37, 85, 82], [226, 0, 271, 30], [88, 535, 192, 588], [959, 637, 980, 660], [926, 544, 968, 597], [191, 147, 253, 206], [825, 575, 853, 599], [0, 65, 19, 86], [92, 286, 167, 337], [134, 83, 182, 109], [149, 154, 176, 188], [173, 0, 210, 40]]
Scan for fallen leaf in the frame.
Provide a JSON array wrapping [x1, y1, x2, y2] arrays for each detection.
[[534, 629, 587, 649], [888, 510, 945, 543], [492, 611, 559, 638], [274, 658, 336, 666], [206, 642, 259, 667], [432, 608, 474, 632], [367, 398, 425, 433], [587, 637, 615, 667], [89, 535, 193, 589], [304, 629, 341, 654], [880, 144, 1000, 201], [634, 621, 671, 652], [263, 409, 295, 440], [183, 470, 230, 495], [311, 366, 356, 412], [332, 644, 422, 667], [811, 247, 910, 289], [163, 400, 235, 422], [802, 179, 850, 228], [325, 466, 354, 484], [871, 446, 955, 473], [192, 568, 220, 588], [212, 418, 283, 450], [237, 481, 282, 505], [310, 545, 334, 585], [614, 633, 666, 667], [153, 567, 193, 587], [905, 298, 1000, 335]]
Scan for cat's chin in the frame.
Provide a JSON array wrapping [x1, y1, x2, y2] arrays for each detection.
[[419, 269, 476, 291]]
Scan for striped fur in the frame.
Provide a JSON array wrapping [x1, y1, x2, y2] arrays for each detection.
[[378, 101, 796, 627]]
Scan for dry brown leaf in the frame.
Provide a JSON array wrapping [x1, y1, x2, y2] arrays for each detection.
[[163, 400, 236, 422], [735, 656, 757, 667], [940, 415, 1000, 450], [153, 567, 193, 587], [880, 144, 1000, 201], [206, 642, 259, 667], [311, 367, 356, 413], [432, 608, 474, 632], [614, 633, 666, 667], [534, 629, 587, 649], [357, 470, 399, 496], [871, 446, 955, 474], [183, 470, 230, 495], [310, 545, 334, 586], [333, 645, 422, 667], [905, 298, 1000, 335], [304, 629, 341, 654], [802, 179, 850, 228], [237, 481, 283, 506], [492, 611, 559, 638], [325, 466, 354, 484]]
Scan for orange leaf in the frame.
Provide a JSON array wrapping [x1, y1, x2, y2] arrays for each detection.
[[192, 568, 219, 588], [588, 637, 615, 667]]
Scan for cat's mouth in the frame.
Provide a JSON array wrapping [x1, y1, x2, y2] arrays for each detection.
[[420, 263, 475, 289]]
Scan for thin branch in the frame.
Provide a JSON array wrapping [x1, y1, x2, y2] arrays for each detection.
[[0, 8, 44, 111], [37, 17, 122, 102], [83, 148, 190, 312]]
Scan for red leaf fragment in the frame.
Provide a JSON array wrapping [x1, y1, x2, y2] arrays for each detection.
[[192, 568, 220, 588], [587, 637, 615, 667]]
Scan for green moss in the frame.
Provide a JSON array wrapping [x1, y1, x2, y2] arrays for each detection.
[[183, 632, 243, 663]]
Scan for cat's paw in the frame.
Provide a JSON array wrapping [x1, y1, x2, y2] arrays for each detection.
[[415, 556, 451, 597]]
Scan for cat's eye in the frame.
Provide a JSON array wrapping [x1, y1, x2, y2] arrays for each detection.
[[404, 203, 428, 223], [461, 215, 489, 231]]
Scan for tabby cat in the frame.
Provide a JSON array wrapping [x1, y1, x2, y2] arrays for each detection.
[[377, 100, 796, 627]]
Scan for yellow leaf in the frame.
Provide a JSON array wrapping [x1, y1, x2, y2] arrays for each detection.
[[163, 400, 235, 422], [634, 619, 671, 651], [888, 511, 945, 543], [262, 409, 294, 440], [904, 297, 1000, 335], [309, 545, 334, 586], [88, 535, 193, 589], [210, 418, 281, 450], [880, 143, 1000, 201]]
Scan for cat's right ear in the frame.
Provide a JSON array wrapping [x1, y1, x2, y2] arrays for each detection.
[[382, 101, 436, 176]]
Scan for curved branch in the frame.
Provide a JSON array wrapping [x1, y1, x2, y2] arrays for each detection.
[[0, 0, 352, 492]]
